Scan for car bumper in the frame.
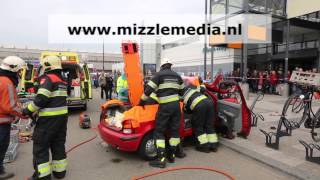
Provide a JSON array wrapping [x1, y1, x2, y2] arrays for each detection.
[[67, 99, 86, 108], [98, 123, 142, 152]]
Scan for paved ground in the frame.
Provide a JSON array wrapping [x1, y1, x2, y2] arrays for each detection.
[[222, 93, 320, 179], [5, 89, 299, 180]]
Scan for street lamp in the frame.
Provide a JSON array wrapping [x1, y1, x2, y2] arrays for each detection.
[[204, 0, 208, 80], [102, 38, 105, 71]]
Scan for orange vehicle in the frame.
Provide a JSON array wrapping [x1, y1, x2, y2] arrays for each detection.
[[98, 42, 251, 160]]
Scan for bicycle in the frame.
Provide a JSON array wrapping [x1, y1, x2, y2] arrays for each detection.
[[289, 84, 320, 142], [286, 85, 316, 129]]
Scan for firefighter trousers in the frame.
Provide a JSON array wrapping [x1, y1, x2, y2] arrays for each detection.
[[154, 101, 181, 151], [32, 115, 68, 179], [191, 98, 217, 145], [0, 124, 11, 172]]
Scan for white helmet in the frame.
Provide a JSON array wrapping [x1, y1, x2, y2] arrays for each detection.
[[41, 55, 62, 72], [0, 56, 26, 72], [160, 58, 172, 67]]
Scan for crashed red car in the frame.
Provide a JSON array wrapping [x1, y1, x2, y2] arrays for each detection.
[[98, 80, 251, 160]]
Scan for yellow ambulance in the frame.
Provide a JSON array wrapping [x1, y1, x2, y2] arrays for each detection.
[[36, 51, 92, 110]]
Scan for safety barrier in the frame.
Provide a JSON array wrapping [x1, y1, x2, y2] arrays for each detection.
[[249, 92, 264, 127], [299, 140, 320, 165]]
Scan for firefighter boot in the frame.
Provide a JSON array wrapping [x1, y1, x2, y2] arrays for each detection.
[[149, 149, 166, 168], [26, 176, 51, 180], [167, 146, 176, 163], [53, 171, 66, 179], [209, 142, 219, 152], [196, 143, 210, 153], [27, 172, 51, 180], [175, 143, 186, 159]]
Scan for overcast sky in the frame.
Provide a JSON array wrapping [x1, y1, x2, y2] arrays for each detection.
[[0, 0, 204, 53]]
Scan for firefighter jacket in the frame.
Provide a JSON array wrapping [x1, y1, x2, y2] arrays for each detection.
[[141, 67, 184, 104], [0, 70, 24, 124], [181, 85, 208, 113], [26, 72, 68, 117]]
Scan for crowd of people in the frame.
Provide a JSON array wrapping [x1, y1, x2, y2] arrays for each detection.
[[91, 71, 130, 102], [98, 73, 114, 100], [225, 67, 319, 95]]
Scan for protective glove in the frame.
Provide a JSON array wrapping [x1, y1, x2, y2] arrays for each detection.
[[138, 99, 146, 109], [22, 108, 33, 117]]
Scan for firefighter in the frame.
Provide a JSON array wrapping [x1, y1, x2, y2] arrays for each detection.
[[182, 79, 219, 153], [22, 56, 68, 180], [139, 58, 184, 168], [0, 56, 27, 180]]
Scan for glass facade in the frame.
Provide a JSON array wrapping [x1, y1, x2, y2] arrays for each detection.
[[210, 0, 286, 17], [210, 0, 320, 76]]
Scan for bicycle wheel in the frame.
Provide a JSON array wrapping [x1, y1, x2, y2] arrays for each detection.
[[292, 98, 303, 113], [289, 96, 298, 106], [311, 108, 320, 142]]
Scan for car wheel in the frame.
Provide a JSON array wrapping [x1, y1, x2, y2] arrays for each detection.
[[138, 132, 157, 161]]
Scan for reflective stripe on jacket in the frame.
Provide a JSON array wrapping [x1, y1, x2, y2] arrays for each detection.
[[182, 85, 208, 112], [27, 73, 68, 117], [141, 68, 184, 104], [0, 76, 23, 124]]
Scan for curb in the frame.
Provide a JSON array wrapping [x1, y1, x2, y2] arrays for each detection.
[[220, 138, 319, 180]]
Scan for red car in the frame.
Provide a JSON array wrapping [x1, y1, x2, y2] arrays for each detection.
[[98, 81, 251, 160]]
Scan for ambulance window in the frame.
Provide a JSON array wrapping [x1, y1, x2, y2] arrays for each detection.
[[69, 56, 76, 61], [61, 56, 67, 61], [25, 64, 33, 80], [37, 66, 45, 77]]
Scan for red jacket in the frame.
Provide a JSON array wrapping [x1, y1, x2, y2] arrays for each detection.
[[269, 74, 278, 85], [0, 76, 24, 124], [258, 75, 264, 86]]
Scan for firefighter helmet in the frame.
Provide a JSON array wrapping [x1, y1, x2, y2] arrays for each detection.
[[41, 56, 62, 72], [0, 56, 26, 72], [160, 58, 172, 67]]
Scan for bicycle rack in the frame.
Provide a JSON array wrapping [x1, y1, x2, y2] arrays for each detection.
[[299, 140, 320, 165], [260, 117, 293, 150], [260, 96, 296, 150], [252, 111, 264, 127], [250, 92, 264, 127]]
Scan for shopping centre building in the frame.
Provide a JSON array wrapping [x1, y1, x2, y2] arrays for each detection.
[[162, 0, 320, 79], [0, 46, 122, 72]]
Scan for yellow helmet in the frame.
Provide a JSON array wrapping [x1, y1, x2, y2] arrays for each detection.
[[41, 55, 62, 72]]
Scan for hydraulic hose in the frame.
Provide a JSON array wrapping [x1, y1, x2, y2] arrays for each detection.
[[66, 127, 98, 154], [131, 166, 236, 180], [65, 128, 236, 180]]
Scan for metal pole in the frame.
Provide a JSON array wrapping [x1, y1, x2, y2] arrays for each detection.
[[284, 20, 290, 81], [210, 0, 214, 81], [243, 0, 248, 82], [102, 39, 105, 71], [241, 47, 244, 76], [281, 19, 290, 97], [243, 44, 248, 81], [204, 0, 208, 80], [318, 32, 320, 71]]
